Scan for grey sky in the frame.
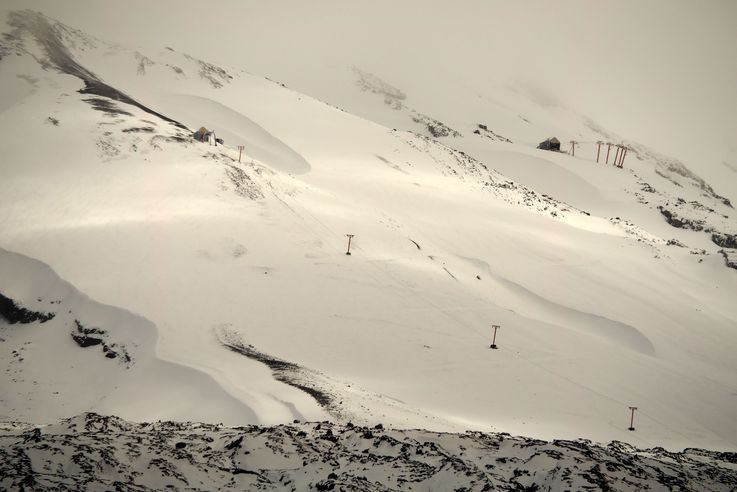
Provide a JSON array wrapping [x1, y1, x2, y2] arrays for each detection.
[[7, 0, 737, 197]]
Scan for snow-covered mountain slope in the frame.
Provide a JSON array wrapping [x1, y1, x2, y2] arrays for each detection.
[[2, 412, 736, 491], [0, 248, 251, 424], [1, 9, 737, 454]]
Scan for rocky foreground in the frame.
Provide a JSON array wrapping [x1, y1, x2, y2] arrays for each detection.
[[1, 414, 736, 491]]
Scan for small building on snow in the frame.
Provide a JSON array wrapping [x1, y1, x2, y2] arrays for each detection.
[[537, 137, 561, 151], [193, 127, 212, 142]]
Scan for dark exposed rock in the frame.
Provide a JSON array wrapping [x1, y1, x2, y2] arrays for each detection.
[[70, 332, 103, 347], [223, 163, 263, 200], [719, 250, 737, 271], [79, 79, 186, 129], [74, 319, 105, 336], [70, 319, 132, 365], [2, 413, 735, 492], [711, 233, 737, 249], [178, 50, 233, 88], [658, 207, 705, 231], [220, 338, 335, 412], [225, 436, 243, 450], [0, 292, 55, 324], [475, 123, 513, 143], [71, 319, 105, 348], [412, 113, 461, 138], [82, 97, 134, 117], [121, 126, 155, 133], [6, 10, 188, 130]]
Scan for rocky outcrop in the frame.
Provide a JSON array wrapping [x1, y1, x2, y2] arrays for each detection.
[[0, 293, 55, 324], [658, 207, 706, 231], [0, 413, 735, 491], [70, 319, 131, 365], [719, 250, 737, 271], [712, 232, 737, 249]]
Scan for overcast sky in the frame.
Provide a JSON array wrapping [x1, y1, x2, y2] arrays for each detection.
[[7, 0, 737, 197]]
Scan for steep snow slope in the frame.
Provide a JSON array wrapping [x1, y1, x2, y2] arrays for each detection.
[[1, 10, 737, 453], [0, 249, 253, 424]]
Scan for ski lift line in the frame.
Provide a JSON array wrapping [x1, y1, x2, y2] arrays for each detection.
[[331, 313, 461, 340], [259, 186, 701, 446], [500, 341, 642, 415], [308, 212, 490, 344], [287, 195, 355, 256], [331, 217, 492, 342], [269, 190, 680, 397], [272, 193, 661, 382], [631, 407, 701, 447], [504, 339, 630, 407], [501, 337, 702, 449], [263, 200, 699, 447], [264, 192, 468, 341], [267, 191, 340, 254], [280, 194, 447, 315], [367, 250, 501, 344], [366, 255, 489, 342], [365, 255, 487, 341], [282, 194, 453, 336], [557, 140, 625, 145], [403, 287, 694, 447], [266, 188, 349, 258], [269, 197, 453, 342]]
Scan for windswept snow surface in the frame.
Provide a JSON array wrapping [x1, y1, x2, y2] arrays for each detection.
[[0, 248, 254, 424], [1, 9, 737, 456]]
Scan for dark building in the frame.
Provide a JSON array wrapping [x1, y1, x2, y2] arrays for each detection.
[[537, 137, 561, 151], [193, 126, 212, 142]]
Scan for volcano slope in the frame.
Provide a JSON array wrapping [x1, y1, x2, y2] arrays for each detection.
[[1, 8, 737, 466]]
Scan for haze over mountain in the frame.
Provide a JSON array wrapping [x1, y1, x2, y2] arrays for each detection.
[[1, 4, 737, 489], [8, 0, 737, 201]]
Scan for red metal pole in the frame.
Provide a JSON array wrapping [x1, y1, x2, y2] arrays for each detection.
[[620, 147, 627, 167], [490, 325, 500, 349], [345, 234, 354, 255], [596, 142, 601, 163], [613, 146, 620, 166], [628, 406, 637, 431], [606, 143, 611, 164]]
